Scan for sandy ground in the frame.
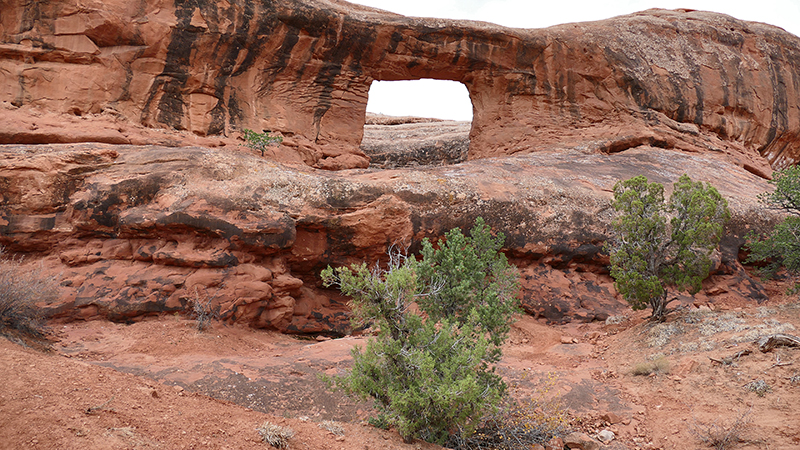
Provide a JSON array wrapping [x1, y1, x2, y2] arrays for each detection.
[[2, 295, 800, 450]]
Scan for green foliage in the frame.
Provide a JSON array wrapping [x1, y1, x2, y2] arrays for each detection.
[[321, 219, 520, 444], [746, 166, 800, 286], [756, 165, 800, 215], [605, 174, 730, 320], [242, 128, 282, 156], [416, 217, 521, 348]]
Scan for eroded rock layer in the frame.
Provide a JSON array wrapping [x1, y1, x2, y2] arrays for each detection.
[[0, 143, 775, 330], [2, 1, 800, 170], [1, 1, 797, 331]]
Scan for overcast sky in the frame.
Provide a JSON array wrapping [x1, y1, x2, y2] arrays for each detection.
[[351, 0, 800, 121]]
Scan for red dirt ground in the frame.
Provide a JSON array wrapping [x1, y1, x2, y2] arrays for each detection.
[[2, 292, 800, 450]]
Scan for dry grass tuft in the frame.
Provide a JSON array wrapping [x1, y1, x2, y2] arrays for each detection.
[[256, 421, 295, 449], [743, 379, 771, 397], [318, 420, 345, 436], [0, 248, 58, 342], [691, 409, 751, 450], [631, 356, 670, 376]]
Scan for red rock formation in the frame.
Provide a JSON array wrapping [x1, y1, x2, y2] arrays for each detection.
[[1, 1, 796, 330], [2, 1, 800, 171], [0, 141, 776, 330]]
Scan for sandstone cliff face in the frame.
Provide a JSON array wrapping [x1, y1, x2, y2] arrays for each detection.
[[0, 141, 775, 330], [2, 1, 800, 171], [0, 1, 796, 331]]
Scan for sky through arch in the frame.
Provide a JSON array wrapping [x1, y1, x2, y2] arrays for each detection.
[[366, 79, 473, 121]]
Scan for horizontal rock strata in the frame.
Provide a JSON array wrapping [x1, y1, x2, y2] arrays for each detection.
[[0, 143, 775, 331]]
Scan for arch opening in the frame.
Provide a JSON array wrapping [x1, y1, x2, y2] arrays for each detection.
[[361, 79, 473, 169]]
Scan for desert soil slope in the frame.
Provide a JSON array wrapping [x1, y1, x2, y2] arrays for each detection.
[[3, 294, 800, 449]]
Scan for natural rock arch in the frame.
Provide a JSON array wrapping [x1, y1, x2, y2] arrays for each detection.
[[0, 0, 796, 333], [2, 1, 800, 173]]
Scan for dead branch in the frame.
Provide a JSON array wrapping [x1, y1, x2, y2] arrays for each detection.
[[708, 349, 752, 365], [757, 334, 800, 352], [85, 396, 115, 415], [765, 354, 793, 372]]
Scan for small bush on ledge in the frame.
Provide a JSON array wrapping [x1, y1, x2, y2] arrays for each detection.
[[243, 129, 283, 156]]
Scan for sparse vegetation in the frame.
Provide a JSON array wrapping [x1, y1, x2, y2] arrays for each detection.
[[605, 174, 730, 320], [0, 247, 57, 342], [631, 356, 670, 376], [691, 409, 751, 450], [744, 379, 771, 397], [321, 218, 520, 444], [257, 421, 295, 449], [189, 286, 221, 332], [447, 373, 571, 449], [605, 314, 629, 325], [646, 322, 683, 347], [243, 129, 283, 156], [746, 165, 800, 291], [318, 420, 345, 436]]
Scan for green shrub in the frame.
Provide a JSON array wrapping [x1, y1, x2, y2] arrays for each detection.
[[0, 248, 57, 341], [243, 128, 283, 156], [416, 217, 521, 349], [746, 165, 800, 290], [605, 175, 730, 320], [321, 219, 520, 444]]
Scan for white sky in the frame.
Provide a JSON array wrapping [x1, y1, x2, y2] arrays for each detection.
[[354, 0, 800, 121]]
